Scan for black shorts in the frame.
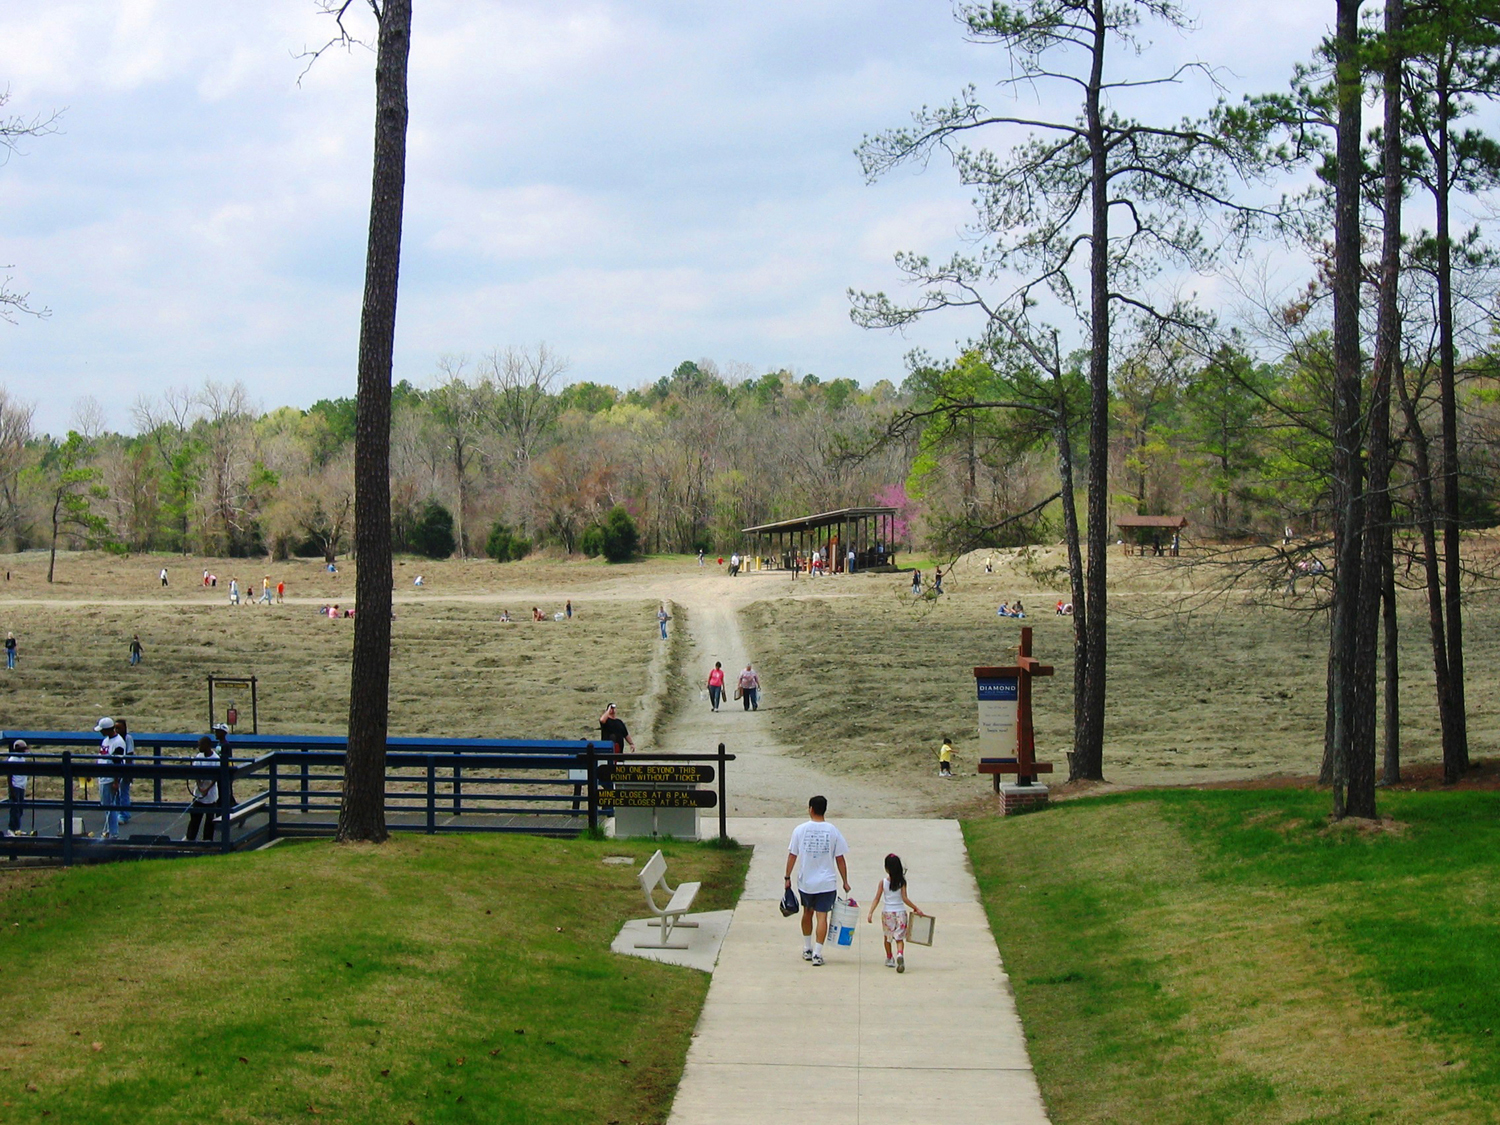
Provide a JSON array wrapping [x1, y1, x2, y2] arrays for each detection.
[[799, 889, 836, 913]]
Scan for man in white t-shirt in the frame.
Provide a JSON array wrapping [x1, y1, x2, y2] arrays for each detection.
[[783, 795, 850, 967], [94, 717, 126, 839]]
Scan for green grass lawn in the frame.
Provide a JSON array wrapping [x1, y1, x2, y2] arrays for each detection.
[[0, 834, 748, 1124], [964, 790, 1500, 1124]]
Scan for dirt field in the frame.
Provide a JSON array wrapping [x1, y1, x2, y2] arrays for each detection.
[[741, 546, 1500, 791]]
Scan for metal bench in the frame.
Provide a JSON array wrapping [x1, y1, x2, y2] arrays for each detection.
[[635, 849, 701, 949]]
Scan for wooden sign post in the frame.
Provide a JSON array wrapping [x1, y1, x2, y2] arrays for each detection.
[[976, 626, 1055, 815]]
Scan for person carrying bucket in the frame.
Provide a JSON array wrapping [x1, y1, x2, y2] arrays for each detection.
[[783, 795, 850, 967]]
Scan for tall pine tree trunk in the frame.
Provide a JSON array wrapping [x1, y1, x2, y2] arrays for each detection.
[[339, 0, 412, 844], [1382, 525, 1400, 785], [1433, 63, 1471, 783], [1074, 0, 1110, 781], [1327, 0, 1366, 820], [1347, 0, 1405, 818]]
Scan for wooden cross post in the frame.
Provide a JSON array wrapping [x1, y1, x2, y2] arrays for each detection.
[[976, 626, 1055, 790]]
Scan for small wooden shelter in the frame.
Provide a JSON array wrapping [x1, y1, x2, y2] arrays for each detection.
[[741, 506, 899, 572], [1116, 514, 1188, 556]]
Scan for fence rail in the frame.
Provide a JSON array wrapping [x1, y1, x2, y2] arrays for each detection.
[[0, 732, 733, 865]]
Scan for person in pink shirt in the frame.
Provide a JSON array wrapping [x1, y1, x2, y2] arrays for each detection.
[[706, 661, 726, 712]]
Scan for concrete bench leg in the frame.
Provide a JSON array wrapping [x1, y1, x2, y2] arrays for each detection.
[[635, 915, 693, 950]]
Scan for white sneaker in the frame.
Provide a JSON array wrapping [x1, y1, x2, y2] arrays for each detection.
[[896, 953, 905, 973], [811, 953, 824, 967], [884, 957, 895, 968], [802, 949, 813, 962]]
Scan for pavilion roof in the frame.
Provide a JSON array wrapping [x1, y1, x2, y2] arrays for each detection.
[[741, 507, 897, 536], [1116, 515, 1189, 530]]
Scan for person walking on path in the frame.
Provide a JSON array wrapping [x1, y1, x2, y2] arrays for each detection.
[[657, 603, 670, 639], [94, 717, 126, 840], [5, 739, 29, 836], [737, 664, 760, 711], [933, 567, 944, 594], [706, 661, 725, 711], [129, 634, 143, 666], [938, 735, 956, 778], [697, 548, 705, 566], [259, 576, 273, 605], [910, 570, 922, 597], [229, 578, 240, 606], [185, 735, 219, 842], [599, 703, 636, 754], [784, 795, 850, 967], [276, 579, 285, 604], [866, 853, 924, 973], [4, 631, 14, 670], [159, 567, 169, 587], [565, 599, 572, 619]]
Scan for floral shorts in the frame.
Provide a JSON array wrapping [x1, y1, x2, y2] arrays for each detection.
[[881, 910, 908, 942]]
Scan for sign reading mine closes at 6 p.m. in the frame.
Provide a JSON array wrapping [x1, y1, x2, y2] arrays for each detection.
[[976, 676, 1019, 757], [597, 763, 715, 785], [597, 788, 719, 809]]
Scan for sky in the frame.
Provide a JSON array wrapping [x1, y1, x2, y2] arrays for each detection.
[[0, 0, 1335, 435]]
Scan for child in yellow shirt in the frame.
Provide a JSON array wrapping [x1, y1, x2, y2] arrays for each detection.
[[938, 736, 955, 778]]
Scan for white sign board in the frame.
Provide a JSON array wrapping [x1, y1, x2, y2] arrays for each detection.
[[976, 677, 1019, 757]]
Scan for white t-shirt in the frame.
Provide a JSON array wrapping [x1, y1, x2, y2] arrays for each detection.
[[881, 877, 908, 912], [7, 754, 27, 791], [788, 819, 848, 894], [193, 749, 219, 804], [97, 733, 126, 767]]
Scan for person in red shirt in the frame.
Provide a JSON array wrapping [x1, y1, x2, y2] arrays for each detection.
[[706, 661, 726, 712]]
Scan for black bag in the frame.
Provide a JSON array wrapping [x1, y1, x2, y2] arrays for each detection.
[[779, 885, 799, 918]]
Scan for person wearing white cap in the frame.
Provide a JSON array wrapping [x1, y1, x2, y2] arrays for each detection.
[[94, 717, 126, 839], [4, 739, 28, 835]]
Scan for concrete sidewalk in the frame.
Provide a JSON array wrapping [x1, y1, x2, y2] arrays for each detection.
[[666, 817, 1050, 1125]]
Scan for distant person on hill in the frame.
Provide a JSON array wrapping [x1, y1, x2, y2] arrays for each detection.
[[599, 703, 635, 754], [985, 556, 994, 574], [229, 578, 240, 606], [1013, 599, 1025, 618], [565, 599, 572, 619], [933, 568, 944, 594], [260, 576, 273, 604], [784, 795, 850, 967], [4, 631, 14, 670], [500, 609, 511, 623], [533, 606, 544, 622], [5, 739, 29, 836], [276, 579, 285, 604], [910, 570, 921, 597], [160, 567, 169, 587], [327, 561, 338, 574], [202, 569, 210, 587], [413, 575, 423, 586], [737, 664, 760, 711], [658, 603, 670, 638], [697, 548, 705, 566], [129, 634, 143, 665], [707, 661, 725, 711]]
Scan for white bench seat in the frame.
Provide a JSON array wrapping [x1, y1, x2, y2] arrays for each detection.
[[636, 849, 701, 949]]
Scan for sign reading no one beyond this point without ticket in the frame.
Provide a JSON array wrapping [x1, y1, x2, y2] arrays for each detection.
[[976, 676, 1019, 758]]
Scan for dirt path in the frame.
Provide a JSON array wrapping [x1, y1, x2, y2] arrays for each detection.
[[652, 574, 932, 818]]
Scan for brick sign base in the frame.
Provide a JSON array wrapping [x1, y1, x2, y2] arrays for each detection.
[[998, 783, 1050, 817]]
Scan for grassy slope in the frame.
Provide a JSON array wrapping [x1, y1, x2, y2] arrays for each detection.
[[742, 586, 1500, 789], [0, 599, 658, 740], [0, 834, 747, 1124], [964, 790, 1500, 1124]]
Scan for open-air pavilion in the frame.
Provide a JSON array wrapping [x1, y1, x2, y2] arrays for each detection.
[[741, 506, 899, 572], [1117, 514, 1188, 556]]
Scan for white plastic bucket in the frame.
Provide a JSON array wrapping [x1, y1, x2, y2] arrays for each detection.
[[831, 897, 860, 946]]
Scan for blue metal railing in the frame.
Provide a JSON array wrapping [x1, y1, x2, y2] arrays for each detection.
[[0, 732, 733, 864]]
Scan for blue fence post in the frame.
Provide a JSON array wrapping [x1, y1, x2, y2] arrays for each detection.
[[300, 757, 310, 814], [452, 760, 462, 817], [268, 756, 279, 840], [62, 752, 74, 867], [426, 756, 436, 834], [153, 743, 162, 805], [585, 744, 598, 833], [219, 749, 233, 854]]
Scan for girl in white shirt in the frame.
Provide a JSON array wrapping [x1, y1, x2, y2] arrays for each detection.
[[866, 853, 924, 973]]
